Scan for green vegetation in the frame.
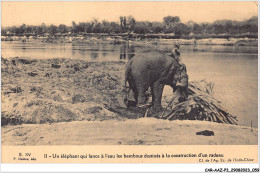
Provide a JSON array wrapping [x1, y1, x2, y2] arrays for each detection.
[[1, 16, 258, 38]]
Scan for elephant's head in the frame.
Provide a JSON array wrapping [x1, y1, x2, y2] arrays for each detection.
[[171, 64, 189, 102]]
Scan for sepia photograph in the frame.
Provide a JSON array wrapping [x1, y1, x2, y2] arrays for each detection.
[[1, 1, 258, 167]]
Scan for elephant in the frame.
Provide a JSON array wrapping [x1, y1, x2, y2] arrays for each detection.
[[124, 51, 188, 113]]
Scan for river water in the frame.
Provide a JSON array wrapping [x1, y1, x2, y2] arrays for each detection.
[[1, 41, 258, 127]]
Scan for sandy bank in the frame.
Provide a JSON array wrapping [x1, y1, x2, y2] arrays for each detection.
[[1, 118, 257, 145]]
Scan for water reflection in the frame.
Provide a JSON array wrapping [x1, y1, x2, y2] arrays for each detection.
[[128, 44, 135, 59], [2, 42, 257, 61], [119, 45, 126, 59], [119, 44, 135, 60]]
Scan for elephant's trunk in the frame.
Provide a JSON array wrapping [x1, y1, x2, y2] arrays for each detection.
[[172, 64, 189, 102]]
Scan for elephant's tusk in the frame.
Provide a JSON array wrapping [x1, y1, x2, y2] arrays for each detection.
[[144, 107, 150, 117]]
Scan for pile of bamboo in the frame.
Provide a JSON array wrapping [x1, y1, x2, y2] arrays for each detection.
[[160, 80, 238, 125]]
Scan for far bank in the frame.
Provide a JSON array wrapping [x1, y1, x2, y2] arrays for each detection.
[[1, 34, 258, 47]]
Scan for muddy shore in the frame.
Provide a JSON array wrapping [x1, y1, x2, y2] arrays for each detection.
[[2, 57, 129, 125]]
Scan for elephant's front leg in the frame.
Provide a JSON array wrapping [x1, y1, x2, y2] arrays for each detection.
[[152, 82, 165, 111]]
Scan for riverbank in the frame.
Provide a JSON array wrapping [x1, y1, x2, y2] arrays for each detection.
[[1, 56, 256, 125], [1, 57, 258, 145], [1, 35, 258, 46]]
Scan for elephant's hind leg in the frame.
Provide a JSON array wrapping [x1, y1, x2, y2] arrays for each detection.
[[136, 85, 148, 107]]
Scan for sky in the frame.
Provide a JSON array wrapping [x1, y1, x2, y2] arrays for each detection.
[[1, 1, 258, 27]]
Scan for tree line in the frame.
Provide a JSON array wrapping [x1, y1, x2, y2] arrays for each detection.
[[1, 16, 257, 37]]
